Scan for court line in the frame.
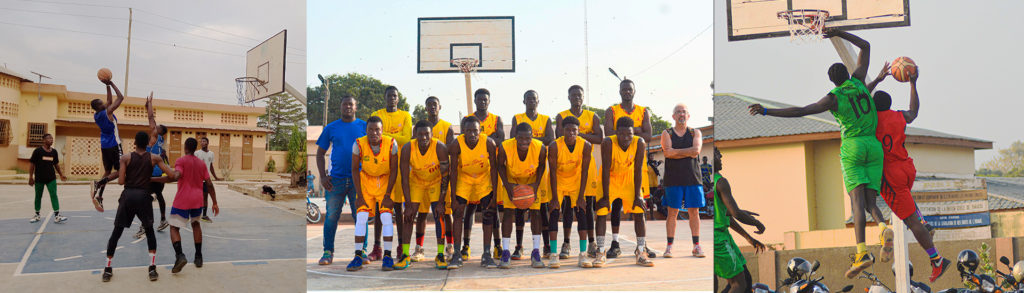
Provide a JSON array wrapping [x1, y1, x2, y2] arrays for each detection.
[[445, 276, 713, 291], [54, 255, 82, 262], [14, 211, 51, 276], [307, 264, 598, 281], [131, 238, 144, 244], [12, 258, 304, 276], [181, 226, 268, 241]]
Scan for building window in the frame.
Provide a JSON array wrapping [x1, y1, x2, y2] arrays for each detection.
[[221, 113, 248, 125], [0, 101, 17, 117], [0, 119, 9, 146], [27, 123, 46, 147], [68, 102, 93, 116], [173, 109, 203, 122], [124, 105, 147, 120]]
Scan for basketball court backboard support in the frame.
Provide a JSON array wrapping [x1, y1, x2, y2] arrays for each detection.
[[417, 16, 515, 114]]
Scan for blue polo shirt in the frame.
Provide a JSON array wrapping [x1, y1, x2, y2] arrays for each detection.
[[316, 118, 366, 179]]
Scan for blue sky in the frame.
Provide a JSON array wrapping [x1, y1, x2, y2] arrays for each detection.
[[714, 0, 1024, 167], [307, 0, 712, 128]]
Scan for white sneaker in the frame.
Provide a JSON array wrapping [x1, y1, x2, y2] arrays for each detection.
[[30, 214, 41, 223], [157, 220, 169, 232], [578, 252, 593, 268], [547, 254, 560, 268], [664, 245, 673, 258], [692, 244, 706, 258], [411, 247, 426, 262], [53, 214, 67, 224]]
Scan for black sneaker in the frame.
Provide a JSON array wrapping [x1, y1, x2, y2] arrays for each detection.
[[172, 253, 188, 273], [101, 267, 113, 282], [606, 241, 622, 258], [194, 254, 203, 268], [148, 265, 158, 281]]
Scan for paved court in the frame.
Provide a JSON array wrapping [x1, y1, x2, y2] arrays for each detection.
[[307, 215, 714, 291], [0, 182, 306, 292]]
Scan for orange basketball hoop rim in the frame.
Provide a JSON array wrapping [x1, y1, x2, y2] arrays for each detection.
[[777, 9, 830, 43]]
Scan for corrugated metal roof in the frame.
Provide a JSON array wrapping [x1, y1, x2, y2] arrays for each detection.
[[714, 93, 990, 144]]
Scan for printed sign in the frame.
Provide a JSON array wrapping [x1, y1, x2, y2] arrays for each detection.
[[912, 189, 987, 203], [917, 200, 989, 215], [922, 212, 991, 229], [912, 179, 986, 192]]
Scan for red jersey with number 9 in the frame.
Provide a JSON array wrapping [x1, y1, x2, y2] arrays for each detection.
[[875, 110, 910, 163]]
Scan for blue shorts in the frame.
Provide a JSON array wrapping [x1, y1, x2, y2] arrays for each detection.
[[168, 207, 203, 228], [664, 185, 705, 209]]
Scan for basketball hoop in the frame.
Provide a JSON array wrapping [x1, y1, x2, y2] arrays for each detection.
[[778, 9, 830, 43], [235, 77, 266, 105], [451, 58, 479, 115]]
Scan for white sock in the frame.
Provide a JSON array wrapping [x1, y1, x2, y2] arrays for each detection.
[[612, 233, 619, 242], [596, 236, 606, 250], [637, 237, 646, 249], [355, 242, 364, 253], [106, 257, 112, 267], [533, 235, 542, 251], [149, 252, 156, 266], [383, 241, 392, 251], [502, 238, 511, 251], [380, 213, 394, 237]]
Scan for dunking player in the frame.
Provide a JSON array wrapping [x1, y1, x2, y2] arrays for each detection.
[[748, 29, 888, 278]]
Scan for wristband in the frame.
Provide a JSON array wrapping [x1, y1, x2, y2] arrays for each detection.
[[762, 108, 767, 115]]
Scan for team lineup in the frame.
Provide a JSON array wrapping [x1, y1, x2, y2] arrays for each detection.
[[314, 79, 708, 272]]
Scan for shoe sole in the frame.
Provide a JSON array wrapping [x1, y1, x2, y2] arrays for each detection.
[[172, 257, 187, 273], [92, 198, 104, 212], [149, 273, 158, 281], [693, 254, 706, 258], [880, 229, 895, 263], [102, 274, 112, 282], [845, 260, 874, 279], [347, 266, 362, 271], [930, 259, 951, 283]]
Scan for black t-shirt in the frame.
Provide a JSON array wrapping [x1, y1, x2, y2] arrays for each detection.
[[30, 147, 59, 183]]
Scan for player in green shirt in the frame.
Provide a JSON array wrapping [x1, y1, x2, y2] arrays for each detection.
[[747, 29, 887, 278], [711, 148, 766, 293]]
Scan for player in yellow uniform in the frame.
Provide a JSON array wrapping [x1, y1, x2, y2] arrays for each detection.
[[370, 86, 413, 267], [597, 116, 654, 267], [400, 120, 450, 269], [548, 116, 594, 268], [496, 123, 549, 269], [412, 96, 456, 263], [508, 90, 555, 260], [464, 88, 504, 262], [446, 116, 498, 270], [346, 117, 399, 271], [602, 79, 655, 259], [554, 85, 604, 262]]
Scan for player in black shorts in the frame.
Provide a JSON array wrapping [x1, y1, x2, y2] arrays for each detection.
[[90, 79, 126, 212], [101, 131, 177, 282]]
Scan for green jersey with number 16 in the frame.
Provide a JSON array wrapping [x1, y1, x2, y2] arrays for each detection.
[[828, 78, 876, 139]]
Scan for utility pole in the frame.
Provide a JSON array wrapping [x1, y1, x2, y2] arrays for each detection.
[[583, 0, 590, 104], [29, 71, 51, 101], [124, 8, 133, 96]]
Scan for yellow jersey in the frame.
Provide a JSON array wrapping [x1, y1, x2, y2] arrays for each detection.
[[466, 113, 499, 137], [553, 136, 586, 193], [610, 104, 646, 129], [558, 109, 597, 134], [409, 138, 443, 186], [371, 109, 413, 146], [356, 136, 395, 198], [514, 113, 549, 138], [431, 119, 452, 143], [608, 135, 645, 193], [456, 135, 491, 185], [501, 138, 544, 185]]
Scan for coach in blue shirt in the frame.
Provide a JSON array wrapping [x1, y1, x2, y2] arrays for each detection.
[[316, 95, 367, 265]]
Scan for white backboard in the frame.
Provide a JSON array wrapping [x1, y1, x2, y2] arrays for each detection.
[[727, 0, 909, 41], [417, 16, 515, 73], [245, 30, 287, 102]]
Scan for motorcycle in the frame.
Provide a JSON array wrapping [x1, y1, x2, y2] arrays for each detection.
[[996, 256, 1023, 293], [856, 263, 931, 293], [306, 187, 324, 224], [753, 257, 855, 293], [938, 249, 1002, 293]]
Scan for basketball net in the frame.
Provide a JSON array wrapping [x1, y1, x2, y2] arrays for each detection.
[[451, 58, 479, 115], [778, 9, 829, 43], [235, 77, 262, 106]]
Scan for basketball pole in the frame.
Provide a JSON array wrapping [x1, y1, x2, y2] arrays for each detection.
[[464, 71, 473, 115]]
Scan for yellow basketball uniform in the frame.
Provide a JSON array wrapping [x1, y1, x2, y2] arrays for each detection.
[[552, 136, 587, 208], [409, 138, 443, 213], [430, 119, 453, 214], [372, 109, 411, 203], [498, 138, 549, 210], [514, 113, 549, 139], [466, 113, 499, 138], [356, 136, 396, 216], [610, 104, 650, 198], [559, 109, 601, 198], [601, 135, 646, 215], [454, 135, 492, 203]]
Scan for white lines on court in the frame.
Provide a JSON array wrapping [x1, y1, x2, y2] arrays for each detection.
[[131, 238, 144, 244], [446, 276, 714, 290], [181, 226, 268, 241], [69, 216, 91, 218], [13, 258, 304, 276], [97, 246, 124, 254], [14, 211, 51, 276], [53, 255, 82, 262]]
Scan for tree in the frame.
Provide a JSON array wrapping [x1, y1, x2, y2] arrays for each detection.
[[981, 141, 1024, 177], [258, 93, 306, 151], [412, 104, 429, 124], [307, 73, 410, 125], [286, 125, 307, 187]]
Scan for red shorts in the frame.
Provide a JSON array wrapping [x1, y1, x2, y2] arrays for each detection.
[[880, 159, 916, 220]]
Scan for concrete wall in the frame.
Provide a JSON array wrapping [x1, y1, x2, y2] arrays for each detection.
[[0, 75, 22, 170], [811, 139, 848, 230], [266, 150, 288, 173], [907, 143, 976, 177], [721, 142, 813, 245], [719, 237, 1011, 292]]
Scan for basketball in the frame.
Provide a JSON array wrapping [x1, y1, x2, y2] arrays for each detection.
[[890, 56, 917, 83], [97, 68, 113, 82], [511, 184, 535, 209]]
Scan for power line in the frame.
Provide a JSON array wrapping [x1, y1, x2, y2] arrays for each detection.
[[0, 19, 124, 39], [0, 7, 125, 21], [19, 0, 128, 9], [632, 23, 712, 77]]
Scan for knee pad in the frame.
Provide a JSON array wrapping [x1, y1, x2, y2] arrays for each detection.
[[355, 211, 370, 237], [482, 209, 497, 226], [380, 212, 394, 237]]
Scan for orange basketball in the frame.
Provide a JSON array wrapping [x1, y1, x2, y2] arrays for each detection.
[[511, 184, 535, 209], [890, 56, 917, 83], [97, 68, 113, 82]]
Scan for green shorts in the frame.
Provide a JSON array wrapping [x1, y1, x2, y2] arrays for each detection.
[[839, 136, 883, 193], [714, 228, 747, 279]]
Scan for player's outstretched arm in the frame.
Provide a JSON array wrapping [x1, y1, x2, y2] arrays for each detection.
[[106, 82, 125, 115], [146, 92, 159, 146], [825, 29, 870, 81], [748, 94, 835, 117], [904, 67, 920, 124], [866, 62, 891, 93], [730, 218, 766, 253], [716, 176, 765, 233]]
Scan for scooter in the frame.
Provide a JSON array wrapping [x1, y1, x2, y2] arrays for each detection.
[[753, 258, 854, 293], [306, 187, 323, 224]]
